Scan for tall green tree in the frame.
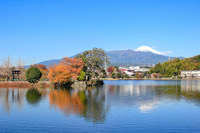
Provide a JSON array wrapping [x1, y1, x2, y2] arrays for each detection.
[[26, 67, 42, 83], [76, 48, 109, 80]]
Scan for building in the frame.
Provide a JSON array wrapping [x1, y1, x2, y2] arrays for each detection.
[[0, 67, 23, 81], [118, 66, 151, 76], [129, 66, 150, 73], [181, 70, 200, 78]]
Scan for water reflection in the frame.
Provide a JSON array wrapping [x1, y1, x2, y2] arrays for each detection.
[[49, 89, 85, 115], [104, 80, 200, 113], [0, 80, 200, 120], [49, 88, 109, 123], [0, 88, 26, 112], [26, 89, 42, 105], [105, 84, 162, 113]]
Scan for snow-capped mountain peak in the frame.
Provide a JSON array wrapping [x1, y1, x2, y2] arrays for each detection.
[[135, 46, 163, 55]]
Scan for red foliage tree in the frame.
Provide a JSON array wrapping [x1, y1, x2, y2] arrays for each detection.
[[107, 66, 114, 73], [32, 64, 47, 70], [48, 57, 84, 84]]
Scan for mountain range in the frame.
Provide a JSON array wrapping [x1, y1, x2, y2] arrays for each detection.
[[30, 46, 182, 67]]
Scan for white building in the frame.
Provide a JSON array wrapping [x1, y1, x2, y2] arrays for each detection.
[[128, 66, 150, 73], [118, 66, 150, 76], [181, 70, 200, 78]]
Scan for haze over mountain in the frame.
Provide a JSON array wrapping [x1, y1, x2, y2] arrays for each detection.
[[30, 46, 182, 67]]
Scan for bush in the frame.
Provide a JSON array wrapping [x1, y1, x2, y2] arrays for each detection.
[[112, 73, 117, 79], [78, 71, 86, 81], [117, 73, 122, 78], [122, 73, 129, 78], [26, 67, 42, 83]]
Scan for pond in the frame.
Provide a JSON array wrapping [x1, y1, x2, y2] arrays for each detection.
[[1, 80, 200, 133]]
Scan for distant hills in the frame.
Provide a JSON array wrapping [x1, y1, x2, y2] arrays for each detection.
[[108, 49, 171, 66], [27, 46, 183, 67], [149, 54, 200, 77]]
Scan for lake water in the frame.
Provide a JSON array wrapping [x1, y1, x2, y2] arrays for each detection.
[[1, 80, 200, 133]]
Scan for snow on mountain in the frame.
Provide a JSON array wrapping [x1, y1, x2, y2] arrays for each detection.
[[135, 46, 163, 55], [26, 46, 181, 67]]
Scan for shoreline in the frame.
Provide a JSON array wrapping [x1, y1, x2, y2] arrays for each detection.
[[1, 78, 200, 88], [102, 78, 200, 81]]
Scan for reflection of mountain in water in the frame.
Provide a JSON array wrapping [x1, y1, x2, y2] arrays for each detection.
[[105, 85, 161, 112], [104, 80, 200, 112], [1, 80, 200, 122]]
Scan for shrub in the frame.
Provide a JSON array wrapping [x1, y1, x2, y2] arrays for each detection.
[[112, 73, 117, 79], [78, 71, 86, 81], [26, 67, 42, 83], [122, 73, 129, 78], [117, 73, 122, 78]]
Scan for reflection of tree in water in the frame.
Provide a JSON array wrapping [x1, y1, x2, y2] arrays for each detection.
[[105, 82, 200, 112], [154, 85, 200, 105], [49, 89, 85, 115], [107, 84, 200, 104], [49, 87, 109, 123], [0, 88, 26, 112], [82, 87, 109, 123], [26, 89, 42, 105]]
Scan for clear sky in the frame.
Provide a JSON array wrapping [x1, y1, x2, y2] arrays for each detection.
[[0, 0, 200, 65]]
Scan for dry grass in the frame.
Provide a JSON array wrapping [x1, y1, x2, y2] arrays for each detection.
[[0, 81, 50, 88]]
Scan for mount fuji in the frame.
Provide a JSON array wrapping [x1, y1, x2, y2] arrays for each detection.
[[107, 46, 176, 66], [28, 46, 182, 67], [135, 46, 164, 55]]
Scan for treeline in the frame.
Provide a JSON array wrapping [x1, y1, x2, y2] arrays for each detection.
[[0, 57, 26, 81], [149, 55, 200, 77], [47, 48, 108, 85], [0, 48, 109, 86]]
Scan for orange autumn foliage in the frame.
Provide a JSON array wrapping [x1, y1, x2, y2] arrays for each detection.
[[48, 57, 84, 83], [32, 64, 47, 70]]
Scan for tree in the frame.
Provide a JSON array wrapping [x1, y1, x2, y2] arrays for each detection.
[[17, 58, 26, 80], [112, 73, 117, 79], [2, 56, 12, 81], [48, 57, 84, 84], [78, 71, 86, 81], [149, 55, 200, 77], [32, 64, 48, 80], [107, 66, 114, 73], [117, 72, 122, 78], [26, 67, 42, 83], [76, 48, 109, 80]]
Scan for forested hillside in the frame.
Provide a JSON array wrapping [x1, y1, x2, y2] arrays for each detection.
[[150, 55, 200, 77]]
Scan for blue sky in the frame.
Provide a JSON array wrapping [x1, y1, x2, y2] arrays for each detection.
[[0, 0, 200, 65]]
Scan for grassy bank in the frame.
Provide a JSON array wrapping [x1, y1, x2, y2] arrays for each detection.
[[0, 81, 50, 88], [0, 80, 104, 89]]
